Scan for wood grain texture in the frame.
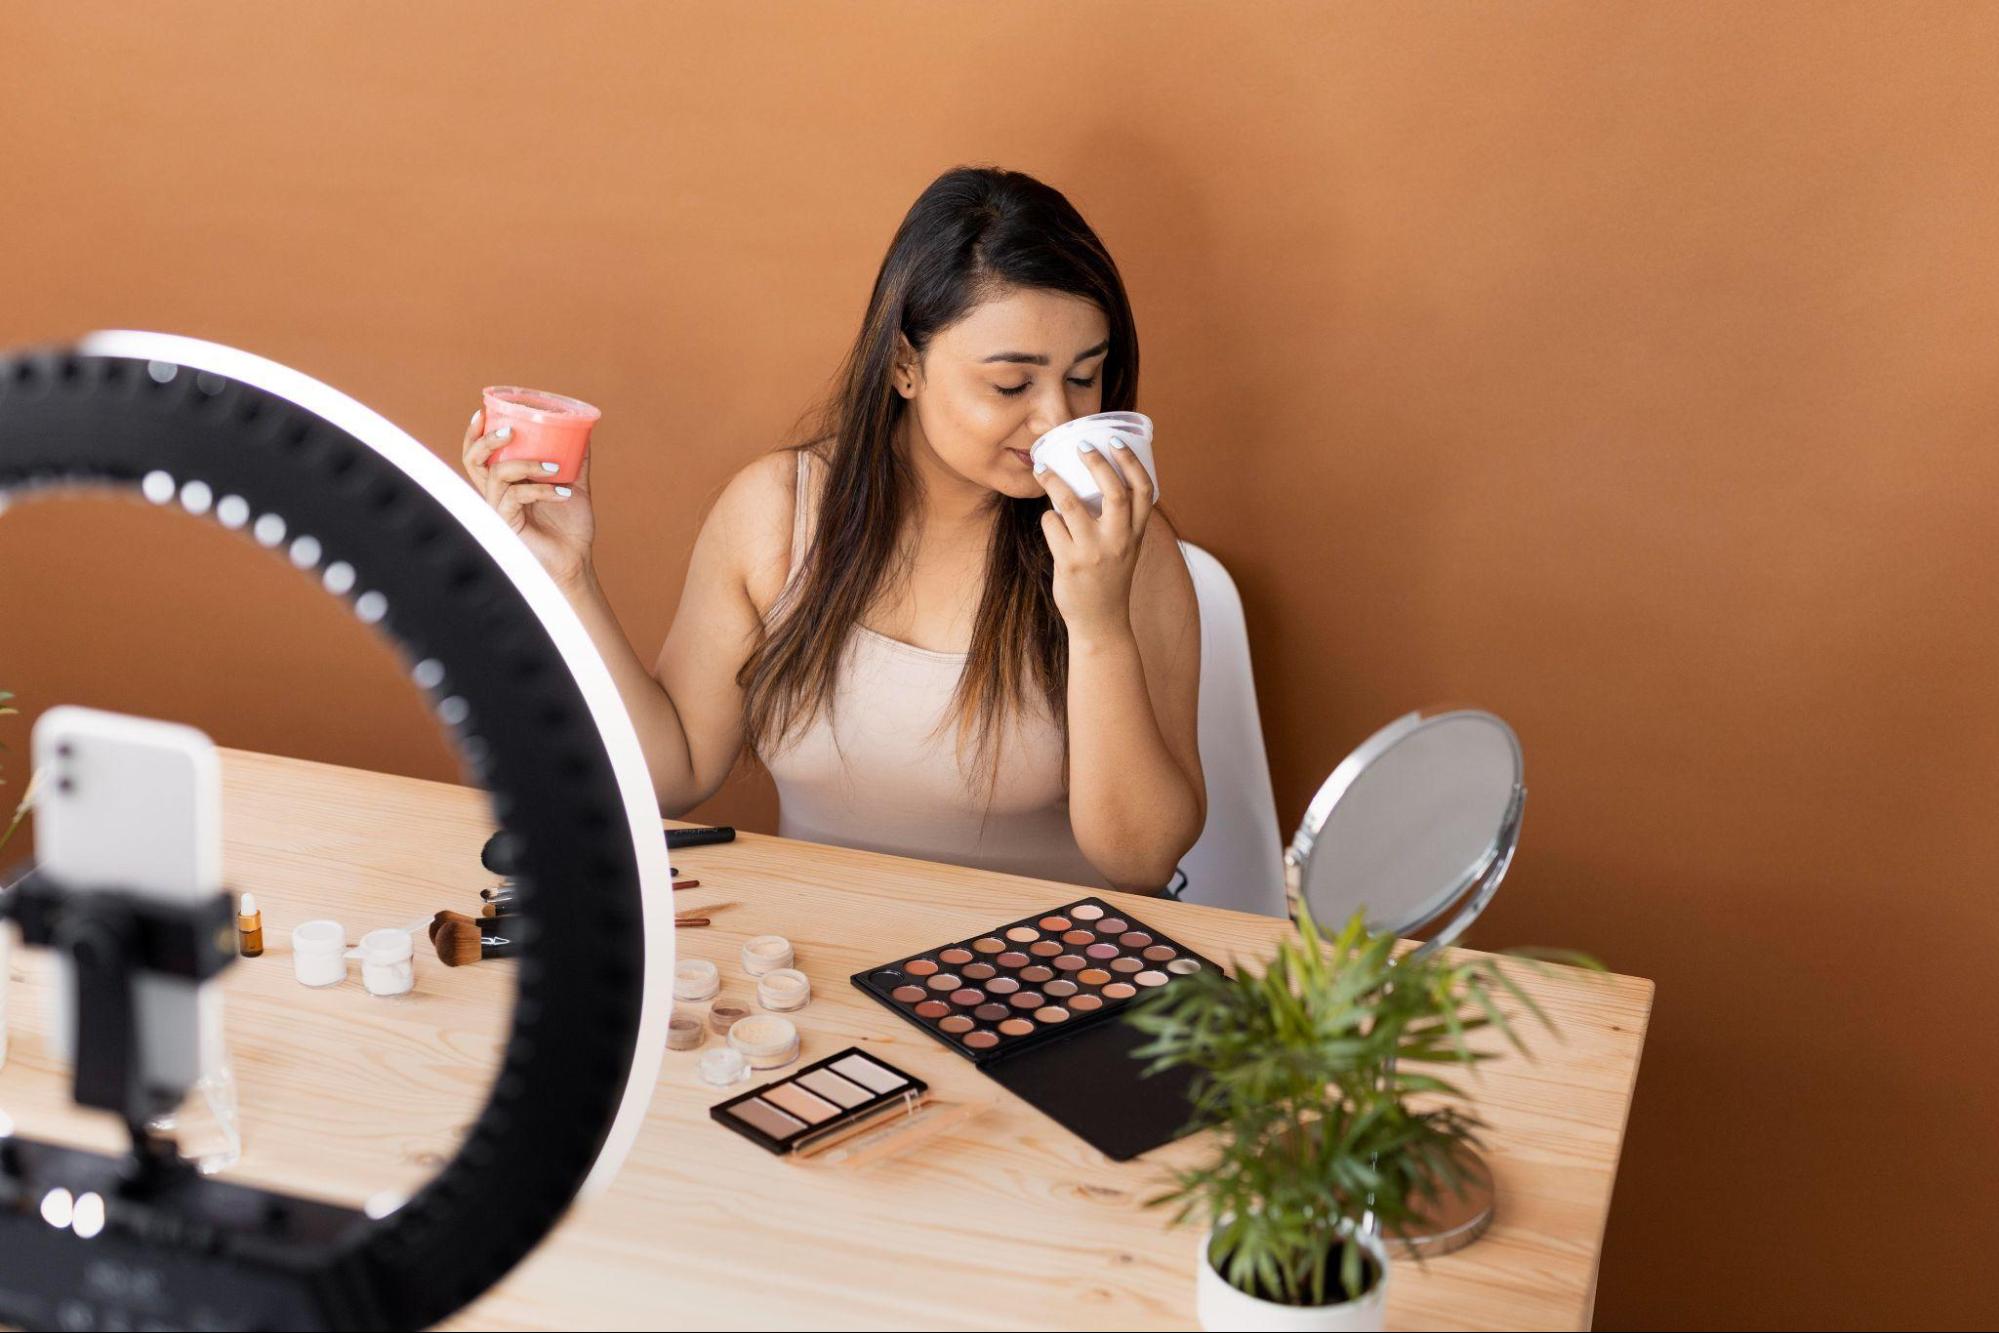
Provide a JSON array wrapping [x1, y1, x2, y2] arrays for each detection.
[[0, 750, 1652, 1330]]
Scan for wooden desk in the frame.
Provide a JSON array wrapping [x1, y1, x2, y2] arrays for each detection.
[[0, 750, 1652, 1330]]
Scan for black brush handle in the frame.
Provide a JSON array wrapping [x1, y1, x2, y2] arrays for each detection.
[[481, 935, 521, 959], [666, 826, 735, 849]]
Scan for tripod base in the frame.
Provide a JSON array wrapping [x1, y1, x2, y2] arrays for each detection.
[[1390, 1147, 1495, 1258]]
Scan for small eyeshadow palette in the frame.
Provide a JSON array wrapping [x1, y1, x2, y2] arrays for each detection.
[[852, 897, 1219, 1066], [710, 1046, 928, 1158]]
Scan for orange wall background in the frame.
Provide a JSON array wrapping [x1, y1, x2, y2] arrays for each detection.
[[4, 3, 1996, 1327]]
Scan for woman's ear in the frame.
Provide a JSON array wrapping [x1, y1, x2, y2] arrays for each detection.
[[892, 334, 920, 399]]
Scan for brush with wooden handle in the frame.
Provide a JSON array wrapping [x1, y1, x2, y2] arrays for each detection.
[[432, 915, 521, 967]]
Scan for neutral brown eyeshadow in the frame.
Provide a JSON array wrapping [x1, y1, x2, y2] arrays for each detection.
[[1096, 918, 1129, 934], [904, 958, 939, 977], [1039, 916, 1072, 931], [975, 1003, 1009, 1021], [1136, 970, 1170, 987], [1045, 979, 1079, 998], [764, 1082, 842, 1124], [1034, 1006, 1071, 1024], [1053, 955, 1086, 971], [1070, 993, 1104, 1012], [730, 1097, 808, 1140], [1021, 965, 1054, 983], [891, 985, 925, 1003], [1167, 958, 1202, 975], [1006, 926, 1039, 943], [915, 1000, 949, 1018], [1120, 932, 1152, 948], [1009, 991, 1045, 1010], [1079, 968, 1112, 986], [997, 951, 1030, 968], [973, 937, 1005, 953], [986, 976, 1020, 994], [965, 1030, 999, 1049], [1111, 958, 1143, 974], [1086, 943, 1119, 960], [951, 988, 985, 1006], [940, 1015, 974, 1034], [939, 947, 974, 966], [926, 973, 962, 991], [1029, 940, 1062, 957], [963, 962, 997, 980], [1103, 982, 1137, 1000], [1144, 945, 1176, 962], [998, 1018, 1034, 1036], [797, 1069, 873, 1108], [1062, 930, 1095, 945]]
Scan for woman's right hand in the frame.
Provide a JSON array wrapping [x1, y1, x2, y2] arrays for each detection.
[[461, 409, 597, 590]]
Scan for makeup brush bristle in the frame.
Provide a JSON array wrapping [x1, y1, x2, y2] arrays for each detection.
[[433, 916, 488, 967]]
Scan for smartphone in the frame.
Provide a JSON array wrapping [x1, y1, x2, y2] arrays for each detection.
[[32, 706, 224, 1099]]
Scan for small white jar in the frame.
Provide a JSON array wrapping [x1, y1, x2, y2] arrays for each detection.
[[741, 935, 794, 977], [357, 928, 415, 997], [291, 920, 348, 988]]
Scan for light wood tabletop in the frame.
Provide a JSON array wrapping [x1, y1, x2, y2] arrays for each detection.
[[0, 749, 1652, 1330]]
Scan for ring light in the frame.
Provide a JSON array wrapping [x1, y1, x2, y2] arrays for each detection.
[[0, 332, 673, 1328]]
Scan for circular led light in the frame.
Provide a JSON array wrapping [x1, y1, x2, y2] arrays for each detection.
[[0, 333, 675, 1327]]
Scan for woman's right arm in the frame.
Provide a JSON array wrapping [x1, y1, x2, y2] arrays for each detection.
[[462, 413, 794, 814]]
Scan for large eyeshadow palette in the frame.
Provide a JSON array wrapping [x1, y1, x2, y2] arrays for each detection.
[[710, 1047, 928, 1157], [853, 896, 1219, 1066]]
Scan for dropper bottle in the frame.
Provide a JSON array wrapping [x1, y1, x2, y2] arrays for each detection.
[[237, 892, 265, 957]]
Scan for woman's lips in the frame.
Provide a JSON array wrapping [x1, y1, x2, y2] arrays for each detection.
[[1007, 448, 1033, 466]]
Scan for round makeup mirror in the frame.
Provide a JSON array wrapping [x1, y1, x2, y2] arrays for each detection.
[[1286, 707, 1523, 957], [1284, 706, 1525, 1256]]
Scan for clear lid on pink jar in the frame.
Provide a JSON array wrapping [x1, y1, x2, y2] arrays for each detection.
[[482, 386, 601, 423]]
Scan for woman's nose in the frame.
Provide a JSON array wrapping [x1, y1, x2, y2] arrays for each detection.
[[1026, 385, 1075, 439]]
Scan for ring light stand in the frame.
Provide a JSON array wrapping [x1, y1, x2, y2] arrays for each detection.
[[0, 332, 674, 1329]]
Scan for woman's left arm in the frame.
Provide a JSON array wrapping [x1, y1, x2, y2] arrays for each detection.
[[1038, 443, 1206, 892]]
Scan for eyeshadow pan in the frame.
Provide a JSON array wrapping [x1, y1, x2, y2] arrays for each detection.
[[1009, 991, 1046, 1010], [1119, 932, 1152, 948], [926, 973, 962, 991], [986, 976, 1020, 994], [796, 1069, 874, 1107], [831, 1054, 908, 1093], [1062, 930, 1095, 946], [1006, 926, 1040, 943], [1020, 965, 1054, 984], [1136, 970, 1170, 987], [975, 1003, 1009, 1021], [963, 962, 997, 980], [1167, 958, 1202, 975], [730, 1097, 807, 1139], [915, 1000, 949, 1018], [1044, 979, 1078, 998], [1086, 942, 1119, 960], [904, 958, 939, 977], [1053, 955, 1086, 972], [1144, 945, 1176, 962], [1111, 957, 1143, 974], [939, 1015, 974, 1034], [1070, 903, 1104, 921], [1070, 993, 1104, 1012], [973, 937, 1006, 953], [1028, 940, 1062, 957], [1035, 1006, 1070, 1024], [1096, 918, 1129, 934], [1039, 916, 1072, 931], [965, 1031, 999, 1049], [1077, 968, 1112, 986], [764, 1082, 842, 1124], [998, 1017, 1034, 1036], [940, 947, 974, 966], [891, 985, 925, 1003], [998, 951, 1030, 968], [1103, 982, 1137, 1000], [951, 988, 985, 1006]]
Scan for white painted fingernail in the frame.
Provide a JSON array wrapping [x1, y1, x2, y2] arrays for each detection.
[[541, 462, 559, 474], [470, 409, 482, 428], [1077, 441, 1098, 455], [493, 426, 513, 443], [1033, 462, 1048, 475], [1111, 437, 1131, 451], [554, 486, 572, 498]]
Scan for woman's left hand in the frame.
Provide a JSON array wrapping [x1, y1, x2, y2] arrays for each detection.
[[1035, 440, 1154, 644]]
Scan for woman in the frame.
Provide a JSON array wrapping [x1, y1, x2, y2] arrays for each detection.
[[461, 166, 1203, 892]]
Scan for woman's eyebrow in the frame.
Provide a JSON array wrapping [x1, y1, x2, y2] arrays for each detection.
[[980, 339, 1112, 367]]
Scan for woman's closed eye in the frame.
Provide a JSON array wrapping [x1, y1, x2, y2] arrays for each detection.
[[996, 375, 1098, 397]]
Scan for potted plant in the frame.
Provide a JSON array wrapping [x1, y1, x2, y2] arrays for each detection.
[[1130, 908, 1575, 1332]]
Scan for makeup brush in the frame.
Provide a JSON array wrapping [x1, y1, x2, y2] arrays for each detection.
[[430, 909, 477, 945], [666, 826, 734, 849], [432, 916, 521, 967]]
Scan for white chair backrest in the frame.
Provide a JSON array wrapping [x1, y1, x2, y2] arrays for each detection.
[[1177, 542, 1287, 916]]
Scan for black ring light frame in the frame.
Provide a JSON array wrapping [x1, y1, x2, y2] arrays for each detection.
[[0, 332, 675, 1329]]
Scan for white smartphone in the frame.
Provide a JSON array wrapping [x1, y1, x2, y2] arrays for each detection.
[[32, 705, 224, 1099]]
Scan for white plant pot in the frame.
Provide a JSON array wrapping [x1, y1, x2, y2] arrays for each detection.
[[1195, 1224, 1389, 1332]]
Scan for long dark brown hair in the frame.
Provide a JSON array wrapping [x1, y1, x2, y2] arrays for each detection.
[[738, 166, 1140, 776]]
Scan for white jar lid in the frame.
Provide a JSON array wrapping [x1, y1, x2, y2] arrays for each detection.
[[727, 1014, 800, 1069], [757, 968, 811, 1012], [741, 934, 794, 976], [292, 920, 346, 955], [698, 1047, 750, 1087], [358, 928, 413, 963]]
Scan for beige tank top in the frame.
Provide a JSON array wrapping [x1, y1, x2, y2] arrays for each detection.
[[757, 451, 1104, 888]]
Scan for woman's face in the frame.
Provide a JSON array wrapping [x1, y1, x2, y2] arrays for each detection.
[[896, 285, 1111, 501]]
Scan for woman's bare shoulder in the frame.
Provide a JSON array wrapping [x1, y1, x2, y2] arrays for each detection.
[[699, 447, 810, 613]]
